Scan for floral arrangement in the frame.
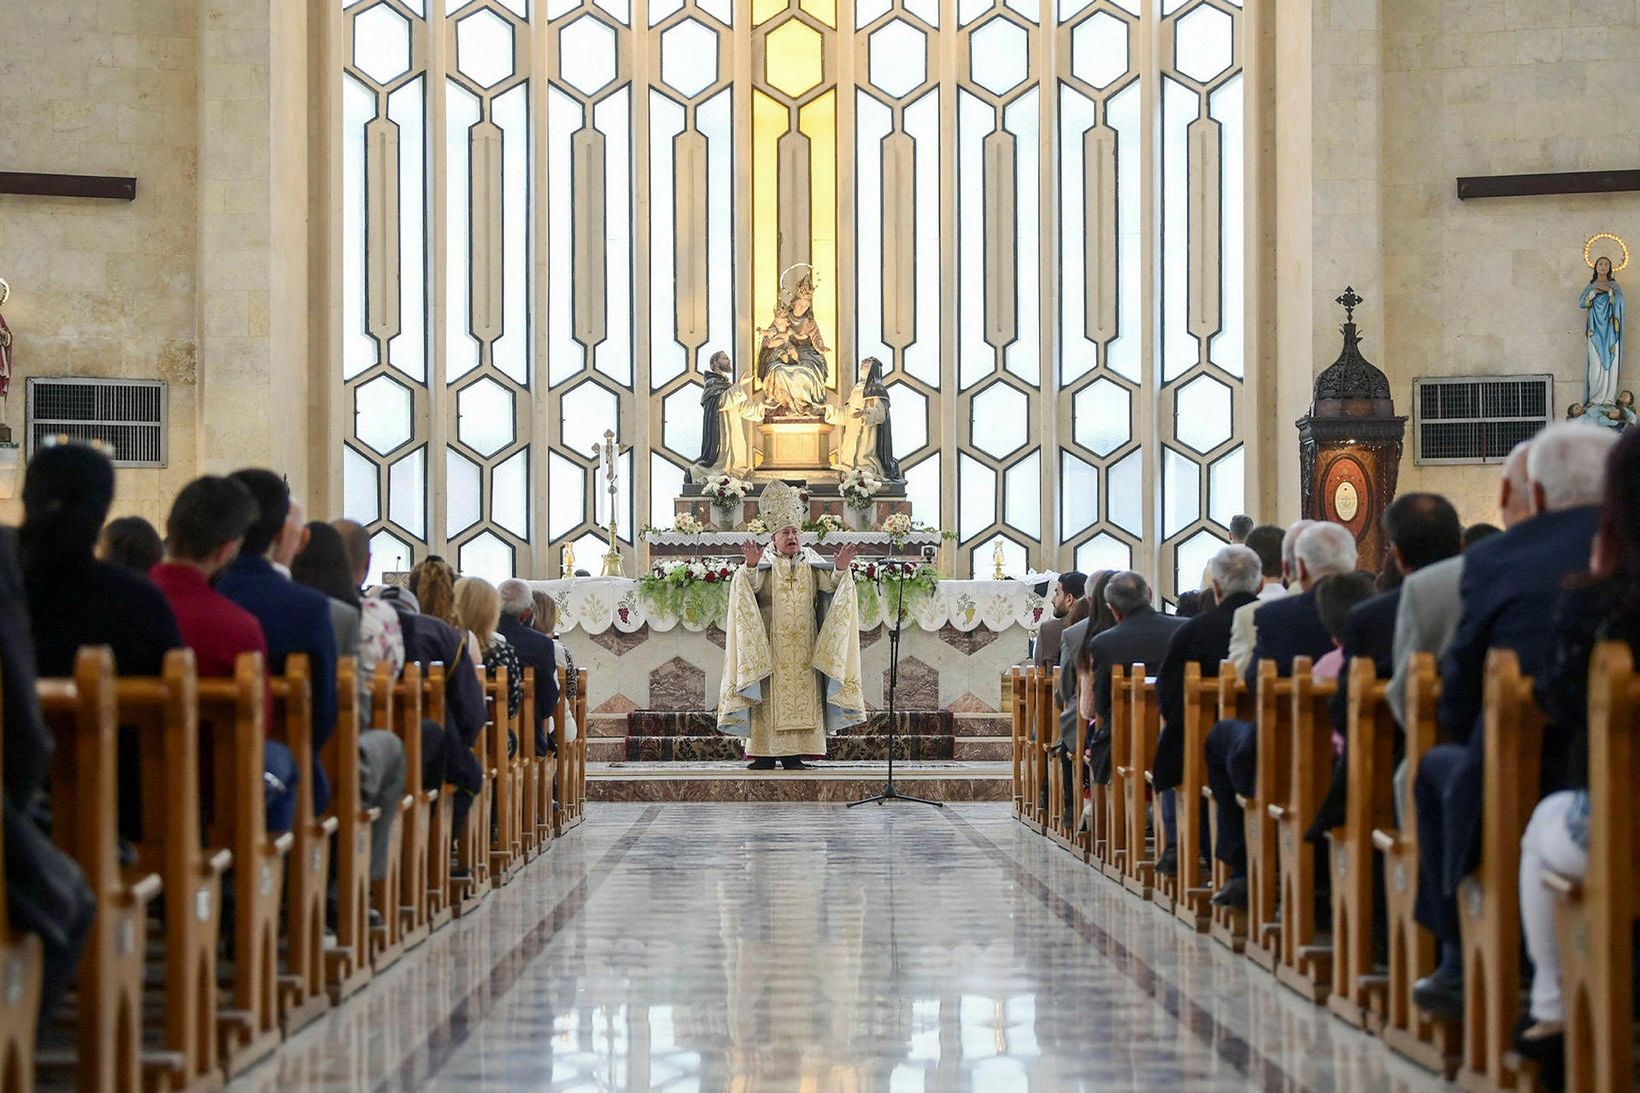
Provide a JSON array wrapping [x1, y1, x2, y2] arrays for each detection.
[[672, 512, 703, 535], [804, 512, 843, 539], [839, 468, 884, 509], [849, 557, 941, 627], [636, 557, 739, 625], [746, 516, 769, 534], [881, 512, 912, 543], [701, 473, 751, 512]]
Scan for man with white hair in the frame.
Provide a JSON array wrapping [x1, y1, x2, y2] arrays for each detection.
[[1151, 544, 1264, 876], [1205, 521, 1358, 907], [1410, 422, 1615, 1021], [1227, 519, 1314, 676], [496, 578, 559, 756]]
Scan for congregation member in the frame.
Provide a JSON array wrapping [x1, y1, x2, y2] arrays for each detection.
[[1052, 571, 1112, 819], [1033, 570, 1087, 669], [1513, 425, 1640, 1085], [532, 590, 578, 752], [498, 579, 560, 756], [217, 470, 340, 828], [1227, 521, 1311, 675], [1151, 543, 1264, 874], [1197, 514, 1254, 592], [1310, 572, 1379, 682], [329, 519, 407, 698], [292, 522, 363, 678], [19, 444, 182, 841], [1205, 520, 1356, 908], [455, 576, 522, 757], [0, 523, 93, 1025], [1386, 443, 1533, 728], [1410, 423, 1615, 1021], [1084, 571, 1185, 754], [147, 475, 297, 831], [95, 514, 163, 575]]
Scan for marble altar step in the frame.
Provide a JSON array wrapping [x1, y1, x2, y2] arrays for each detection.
[[622, 734, 958, 761], [626, 709, 955, 738], [586, 760, 1010, 803]]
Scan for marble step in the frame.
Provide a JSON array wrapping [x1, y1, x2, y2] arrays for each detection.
[[952, 737, 1012, 761], [626, 709, 957, 739], [586, 760, 1011, 802], [621, 735, 960, 761]]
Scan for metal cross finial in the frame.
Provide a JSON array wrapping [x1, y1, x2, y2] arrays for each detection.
[[1336, 286, 1364, 321]]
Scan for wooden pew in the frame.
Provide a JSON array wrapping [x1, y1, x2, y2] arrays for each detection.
[[267, 655, 333, 1036], [363, 668, 407, 974], [37, 647, 163, 1093], [1101, 664, 1132, 882], [1042, 668, 1077, 850], [570, 667, 587, 823], [484, 667, 522, 886], [554, 664, 578, 835], [390, 663, 431, 951], [1243, 659, 1289, 972], [1208, 661, 1252, 953], [0, 661, 43, 1093], [1329, 656, 1395, 1028], [1546, 640, 1637, 1093], [1021, 666, 1046, 834], [1008, 668, 1026, 818], [1171, 661, 1217, 932], [452, 666, 494, 916], [529, 667, 556, 855], [196, 652, 290, 1079], [518, 667, 542, 862], [1456, 649, 1543, 1090], [1121, 667, 1160, 902], [1270, 657, 1335, 1002], [419, 664, 454, 932], [320, 661, 376, 1004], [1374, 651, 1460, 1076]]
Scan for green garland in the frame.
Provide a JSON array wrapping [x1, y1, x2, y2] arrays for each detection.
[[852, 564, 940, 629], [635, 564, 735, 627]]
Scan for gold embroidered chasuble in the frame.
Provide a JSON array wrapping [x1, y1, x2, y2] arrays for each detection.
[[716, 549, 866, 756]]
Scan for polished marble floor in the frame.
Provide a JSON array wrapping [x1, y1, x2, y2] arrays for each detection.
[[230, 804, 1441, 1092]]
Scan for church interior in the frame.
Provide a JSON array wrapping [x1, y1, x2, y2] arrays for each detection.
[[0, 0, 1637, 1088]]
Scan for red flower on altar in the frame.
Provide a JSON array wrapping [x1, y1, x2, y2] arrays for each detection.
[[719, 567, 731, 579], [864, 563, 877, 579], [704, 572, 717, 583]]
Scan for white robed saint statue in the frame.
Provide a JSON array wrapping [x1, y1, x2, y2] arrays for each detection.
[[716, 481, 867, 769]]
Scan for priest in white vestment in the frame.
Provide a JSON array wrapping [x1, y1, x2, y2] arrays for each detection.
[[717, 481, 867, 769]]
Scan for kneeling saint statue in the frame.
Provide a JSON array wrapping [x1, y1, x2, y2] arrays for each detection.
[[716, 481, 867, 769]]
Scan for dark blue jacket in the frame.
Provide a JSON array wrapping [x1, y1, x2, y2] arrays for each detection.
[[394, 607, 486, 794], [217, 554, 338, 811], [1244, 588, 1334, 688], [1153, 589, 1257, 790], [496, 614, 558, 753]]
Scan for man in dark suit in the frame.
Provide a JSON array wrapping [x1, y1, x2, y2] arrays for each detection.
[[1034, 571, 1086, 669], [1308, 493, 1462, 839], [216, 470, 337, 831], [1152, 545, 1264, 874], [1412, 424, 1614, 1019], [1084, 571, 1186, 786], [497, 579, 559, 756], [1205, 521, 1358, 907]]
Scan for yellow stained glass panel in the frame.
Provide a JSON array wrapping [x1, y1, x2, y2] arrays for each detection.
[[763, 19, 824, 98], [798, 0, 836, 28], [799, 87, 837, 389], [751, 89, 785, 371], [751, 0, 788, 27]]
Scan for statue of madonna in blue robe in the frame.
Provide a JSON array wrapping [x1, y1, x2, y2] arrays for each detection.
[[1580, 256, 1624, 408]]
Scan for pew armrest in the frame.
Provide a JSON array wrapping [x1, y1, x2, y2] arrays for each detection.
[[362, 806, 382, 824], [320, 816, 340, 837], [1266, 803, 1286, 820], [1234, 793, 1250, 809], [205, 848, 233, 876], [1540, 870, 1581, 901], [1144, 771, 1155, 786], [272, 832, 296, 856], [125, 870, 164, 906]]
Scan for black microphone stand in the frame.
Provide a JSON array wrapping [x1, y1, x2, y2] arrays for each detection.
[[849, 555, 942, 809]]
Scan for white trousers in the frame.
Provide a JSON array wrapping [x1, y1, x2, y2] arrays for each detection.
[[1518, 790, 1587, 1023]]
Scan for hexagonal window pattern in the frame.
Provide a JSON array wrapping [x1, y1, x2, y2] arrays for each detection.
[[458, 530, 516, 584], [1060, 450, 1099, 539], [456, 377, 516, 458], [969, 382, 1028, 459], [869, 19, 927, 99], [1076, 532, 1131, 575], [661, 18, 718, 99], [1174, 4, 1233, 84], [353, 3, 412, 86], [1072, 377, 1131, 457], [368, 530, 415, 586], [1072, 11, 1128, 90], [355, 375, 414, 456], [969, 17, 1029, 97], [662, 383, 705, 461], [561, 380, 620, 458], [456, 9, 516, 89], [763, 20, 824, 99], [1175, 528, 1226, 597], [447, 448, 482, 537], [1173, 374, 1232, 454], [342, 446, 379, 525], [971, 535, 1026, 580], [885, 382, 927, 458], [1208, 444, 1245, 530], [560, 16, 619, 97]]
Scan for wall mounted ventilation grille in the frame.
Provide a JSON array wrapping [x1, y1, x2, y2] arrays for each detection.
[[26, 378, 167, 467], [1413, 375, 1551, 465]]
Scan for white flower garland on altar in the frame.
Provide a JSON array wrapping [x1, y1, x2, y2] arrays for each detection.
[[527, 575, 1048, 635]]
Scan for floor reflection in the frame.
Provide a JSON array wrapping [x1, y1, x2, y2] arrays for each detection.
[[228, 804, 1440, 1092]]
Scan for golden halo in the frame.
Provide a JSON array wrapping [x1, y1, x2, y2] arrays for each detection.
[[1584, 232, 1630, 273]]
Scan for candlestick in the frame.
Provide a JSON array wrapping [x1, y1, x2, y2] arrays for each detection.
[[596, 429, 624, 577]]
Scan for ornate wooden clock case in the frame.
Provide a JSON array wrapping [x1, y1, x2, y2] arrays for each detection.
[[1297, 289, 1406, 574]]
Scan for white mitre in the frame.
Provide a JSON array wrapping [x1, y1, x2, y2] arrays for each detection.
[[757, 480, 807, 531]]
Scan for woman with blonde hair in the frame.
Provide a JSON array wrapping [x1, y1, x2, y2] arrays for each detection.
[[455, 576, 523, 755], [409, 556, 460, 627], [531, 589, 578, 745]]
